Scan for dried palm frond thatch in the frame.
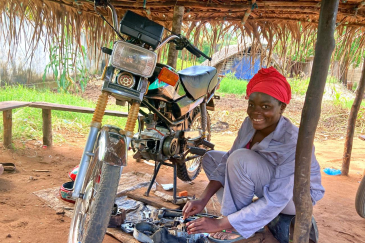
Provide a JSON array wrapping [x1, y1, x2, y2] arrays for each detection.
[[1, 0, 365, 72]]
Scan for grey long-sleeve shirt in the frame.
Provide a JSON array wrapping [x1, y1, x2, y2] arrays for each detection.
[[209, 116, 325, 238]]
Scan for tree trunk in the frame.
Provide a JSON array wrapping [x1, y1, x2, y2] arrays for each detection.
[[342, 59, 365, 175], [167, 6, 184, 69], [293, 0, 339, 242], [340, 58, 349, 85]]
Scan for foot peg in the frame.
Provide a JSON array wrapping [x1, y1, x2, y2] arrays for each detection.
[[202, 139, 215, 149], [188, 146, 207, 156]]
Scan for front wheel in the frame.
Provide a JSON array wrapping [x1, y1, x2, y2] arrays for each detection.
[[355, 175, 365, 218], [68, 137, 121, 243], [177, 107, 211, 182]]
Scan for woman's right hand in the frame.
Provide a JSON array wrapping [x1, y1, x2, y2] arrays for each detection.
[[182, 199, 207, 219]]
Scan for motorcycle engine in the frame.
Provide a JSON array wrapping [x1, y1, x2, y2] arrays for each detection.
[[133, 126, 180, 162]]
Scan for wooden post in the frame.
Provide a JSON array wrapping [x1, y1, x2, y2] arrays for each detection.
[[42, 109, 52, 146], [167, 6, 184, 69], [293, 0, 339, 242], [3, 110, 12, 148], [342, 59, 365, 176]]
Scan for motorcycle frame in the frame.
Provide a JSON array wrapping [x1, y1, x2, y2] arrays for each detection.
[[71, 3, 213, 199]]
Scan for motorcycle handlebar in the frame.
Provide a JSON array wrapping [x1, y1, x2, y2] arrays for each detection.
[[186, 42, 211, 61], [94, 0, 212, 61], [173, 36, 212, 61]]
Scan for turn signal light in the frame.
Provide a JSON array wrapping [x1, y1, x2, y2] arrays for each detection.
[[158, 67, 179, 87]]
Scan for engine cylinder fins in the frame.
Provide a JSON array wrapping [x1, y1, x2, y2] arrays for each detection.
[[162, 137, 179, 156], [92, 91, 110, 123], [125, 101, 140, 137]]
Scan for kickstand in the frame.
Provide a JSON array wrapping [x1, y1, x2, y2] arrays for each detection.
[[173, 162, 178, 204], [144, 161, 162, 197], [144, 161, 186, 204]]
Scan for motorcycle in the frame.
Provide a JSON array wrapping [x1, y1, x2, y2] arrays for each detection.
[[68, 0, 220, 242]]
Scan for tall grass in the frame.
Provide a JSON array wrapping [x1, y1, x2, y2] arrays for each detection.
[[217, 72, 248, 95], [0, 85, 127, 143], [288, 76, 365, 108], [288, 77, 310, 95]]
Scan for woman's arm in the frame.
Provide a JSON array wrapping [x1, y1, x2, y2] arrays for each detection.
[[182, 180, 222, 219]]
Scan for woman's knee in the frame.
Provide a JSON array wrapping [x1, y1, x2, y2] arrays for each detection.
[[226, 149, 266, 176], [202, 150, 225, 175], [227, 149, 252, 169]]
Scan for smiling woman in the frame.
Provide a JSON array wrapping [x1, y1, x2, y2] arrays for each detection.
[[247, 93, 286, 141], [182, 67, 324, 243]]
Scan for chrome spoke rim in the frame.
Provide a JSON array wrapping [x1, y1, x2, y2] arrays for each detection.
[[71, 149, 103, 243]]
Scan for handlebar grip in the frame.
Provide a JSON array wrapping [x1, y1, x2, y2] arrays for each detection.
[[186, 43, 212, 61], [186, 44, 201, 58], [192, 45, 211, 61]]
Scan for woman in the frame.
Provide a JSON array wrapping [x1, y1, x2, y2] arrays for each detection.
[[182, 67, 325, 242]]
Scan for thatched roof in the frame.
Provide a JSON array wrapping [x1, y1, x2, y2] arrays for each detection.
[[4, 0, 365, 26], [202, 44, 250, 68], [1, 0, 365, 70], [201, 43, 279, 64]]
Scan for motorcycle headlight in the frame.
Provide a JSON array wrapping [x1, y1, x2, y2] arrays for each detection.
[[110, 41, 157, 78]]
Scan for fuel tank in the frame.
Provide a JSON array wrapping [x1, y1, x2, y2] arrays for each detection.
[[145, 63, 206, 119]]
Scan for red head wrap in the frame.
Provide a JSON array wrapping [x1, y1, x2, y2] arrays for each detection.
[[246, 67, 291, 104]]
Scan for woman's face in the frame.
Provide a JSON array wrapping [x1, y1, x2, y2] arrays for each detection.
[[247, 92, 286, 134]]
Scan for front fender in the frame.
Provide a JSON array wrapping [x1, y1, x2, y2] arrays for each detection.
[[98, 125, 127, 167]]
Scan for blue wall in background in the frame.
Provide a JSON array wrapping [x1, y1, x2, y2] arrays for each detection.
[[222, 56, 264, 80]]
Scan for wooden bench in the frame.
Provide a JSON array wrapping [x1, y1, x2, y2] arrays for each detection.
[[1, 101, 139, 148]]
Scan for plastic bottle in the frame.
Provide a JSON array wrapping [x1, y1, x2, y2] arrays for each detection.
[[323, 168, 342, 175]]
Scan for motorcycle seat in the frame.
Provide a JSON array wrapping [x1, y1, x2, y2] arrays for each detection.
[[178, 66, 218, 100]]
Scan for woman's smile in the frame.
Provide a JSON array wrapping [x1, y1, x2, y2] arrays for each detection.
[[251, 118, 265, 124], [247, 92, 286, 136]]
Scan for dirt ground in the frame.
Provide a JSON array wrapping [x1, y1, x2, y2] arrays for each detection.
[[1, 85, 365, 242], [0, 130, 365, 243]]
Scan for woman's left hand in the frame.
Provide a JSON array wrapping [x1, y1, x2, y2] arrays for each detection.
[[186, 217, 230, 234]]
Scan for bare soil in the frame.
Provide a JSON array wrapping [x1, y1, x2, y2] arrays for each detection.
[[1, 130, 365, 242], [1, 86, 365, 242]]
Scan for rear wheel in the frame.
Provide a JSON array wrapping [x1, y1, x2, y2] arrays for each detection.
[[355, 175, 365, 218], [177, 107, 211, 182], [68, 137, 121, 243]]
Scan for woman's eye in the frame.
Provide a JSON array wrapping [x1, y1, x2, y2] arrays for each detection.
[[263, 105, 269, 109], [248, 103, 253, 107]]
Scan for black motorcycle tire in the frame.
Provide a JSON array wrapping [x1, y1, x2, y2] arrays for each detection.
[[68, 137, 121, 243], [355, 175, 365, 218], [177, 107, 211, 182]]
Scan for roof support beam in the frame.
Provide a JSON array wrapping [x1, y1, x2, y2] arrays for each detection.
[[110, 0, 357, 9], [167, 5, 184, 69], [293, 0, 339, 242], [242, 0, 257, 25], [46, 0, 364, 23]]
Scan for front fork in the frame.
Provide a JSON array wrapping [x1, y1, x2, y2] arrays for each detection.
[[72, 91, 140, 198]]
